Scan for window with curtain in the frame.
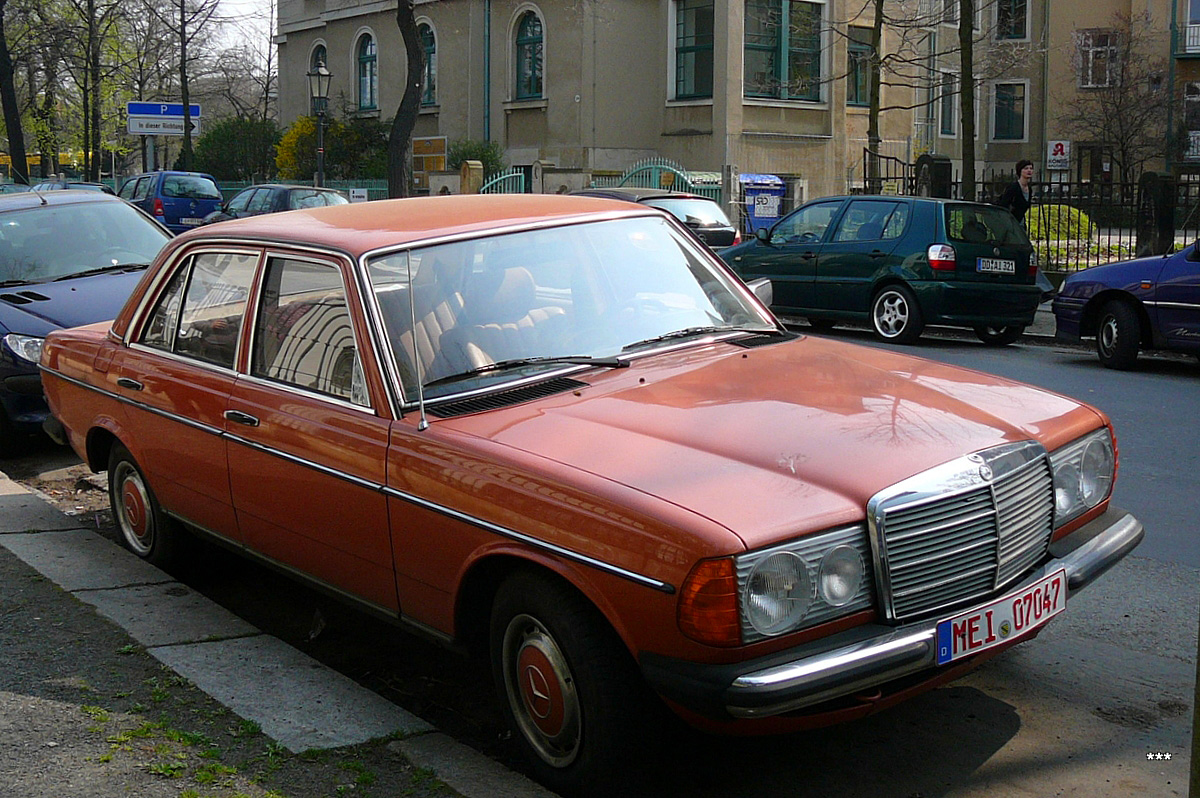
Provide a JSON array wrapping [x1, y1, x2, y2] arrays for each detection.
[[358, 34, 378, 110], [993, 82, 1026, 140], [847, 26, 872, 106], [515, 12, 544, 100], [675, 0, 714, 99], [744, 0, 824, 101], [419, 24, 437, 105]]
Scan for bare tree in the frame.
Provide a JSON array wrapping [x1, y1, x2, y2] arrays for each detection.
[[386, 0, 423, 198], [1055, 11, 1170, 185]]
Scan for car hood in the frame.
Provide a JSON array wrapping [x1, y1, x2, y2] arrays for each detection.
[[1059, 254, 1166, 295], [0, 269, 145, 336], [445, 335, 1105, 552]]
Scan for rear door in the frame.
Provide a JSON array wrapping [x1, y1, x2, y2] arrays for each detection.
[[724, 199, 844, 312], [813, 199, 909, 313]]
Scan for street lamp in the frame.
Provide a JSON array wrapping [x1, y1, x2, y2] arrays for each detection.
[[306, 60, 332, 187]]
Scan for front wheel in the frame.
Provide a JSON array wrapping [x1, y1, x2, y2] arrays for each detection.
[[108, 443, 181, 568], [1096, 300, 1141, 370], [974, 325, 1024, 346], [871, 285, 924, 344], [490, 571, 656, 795]]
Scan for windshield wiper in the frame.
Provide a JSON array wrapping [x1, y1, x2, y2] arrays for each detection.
[[0, 278, 32, 288], [621, 325, 780, 352], [423, 355, 627, 388], [54, 263, 150, 280]]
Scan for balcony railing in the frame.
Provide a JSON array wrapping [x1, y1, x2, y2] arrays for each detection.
[[1179, 24, 1200, 54]]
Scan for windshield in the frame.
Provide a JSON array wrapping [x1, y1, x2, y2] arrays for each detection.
[[366, 216, 775, 400], [0, 201, 170, 284]]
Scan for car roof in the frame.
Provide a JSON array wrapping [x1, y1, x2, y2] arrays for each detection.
[[0, 189, 131, 212], [170, 194, 657, 256], [237, 184, 343, 193], [571, 187, 709, 202], [814, 194, 1004, 209]]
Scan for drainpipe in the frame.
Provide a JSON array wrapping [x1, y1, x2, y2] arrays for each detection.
[[1167, 0, 1177, 173], [484, 0, 491, 142]]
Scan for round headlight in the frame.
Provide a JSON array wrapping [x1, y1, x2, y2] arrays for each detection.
[[1079, 437, 1114, 507], [818, 545, 864, 607], [1054, 462, 1082, 517], [744, 552, 811, 636]]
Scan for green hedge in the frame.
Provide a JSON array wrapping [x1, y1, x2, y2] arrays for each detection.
[[1026, 204, 1094, 242]]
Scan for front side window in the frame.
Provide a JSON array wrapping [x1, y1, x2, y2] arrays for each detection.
[[1078, 29, 1118, 88], [993, 82, 1026, 140], [515, 12, 544, 100], [997, 0, 1027, 39], [419, 24, 437, 105], [358, 34, 378, 109], [745, 0, 824, 101], [675, 0, 714, 99], [847, 26, 872, 106], [253, 257, 367, 405], [770, 200, 841, 245]]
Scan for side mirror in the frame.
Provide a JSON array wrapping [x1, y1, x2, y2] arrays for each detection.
[[746, 277, 773, 307], [755, 227, 771, 244]]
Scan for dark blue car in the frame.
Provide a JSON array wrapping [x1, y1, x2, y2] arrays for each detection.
[[1053, 244, 1200, 369], [1, 190, 171, 454]]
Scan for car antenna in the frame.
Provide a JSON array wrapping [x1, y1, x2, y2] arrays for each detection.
[[14, 168, 45, 205], [405, 252, 430, 431]]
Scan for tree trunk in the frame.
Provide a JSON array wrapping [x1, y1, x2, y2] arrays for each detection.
[[958, 0, 976, 200], [179, 0, 193, 170], [387, 0, 423, 198], [866, 0, 884, 192]]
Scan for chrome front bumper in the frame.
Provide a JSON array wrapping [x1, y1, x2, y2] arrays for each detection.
[[723, 506, 1142, 718]]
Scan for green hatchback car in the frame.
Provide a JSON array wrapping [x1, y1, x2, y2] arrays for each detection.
[[720, 195, 1042, 345]]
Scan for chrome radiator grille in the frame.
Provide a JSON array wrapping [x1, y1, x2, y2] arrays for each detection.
[[869, 441, 1055, 622]]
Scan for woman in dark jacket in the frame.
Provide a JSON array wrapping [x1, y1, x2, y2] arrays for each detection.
[[996, 159, 1034, 224]]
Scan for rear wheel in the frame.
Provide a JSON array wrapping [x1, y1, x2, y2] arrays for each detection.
[[974, 325, 1024, 346], [490, 571, 655, 795], [871, 285, 924, 344], [108, 443, 181, 568], [1096, 300, 1141, 370]]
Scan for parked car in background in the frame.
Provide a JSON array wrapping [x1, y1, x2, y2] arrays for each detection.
[[0, 190, 171, 455], [0, 183, 33, 194], [201, 183, 349, 225], [571, 186, 740, 247], [41, 195, 1142, 794], [118, 170, 223, 234], [1052, 242, 1200, 369], [31, 180, 116, 194], [720, 195, 1042, 345]]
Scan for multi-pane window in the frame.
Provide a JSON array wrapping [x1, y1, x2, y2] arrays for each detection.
[[675, 0, 714, 99], [1078, 30, 1118, 88], [515, 11, 544, 100], [993, 82, 1026, 140], [744, 0, 824, 102], [358, 34, 378, 110], [939, 72, 956, 135], [847, 26, 872, 106], [419, 24, 437, 105], [997, 0, 1027, 39]]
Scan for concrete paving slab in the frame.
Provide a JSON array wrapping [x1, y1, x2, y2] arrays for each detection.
[[150, 634, 434, 753], [0, 530, 172, 591], [0, 486, 87, 533], [396, 734, 559, 798], [75, 582, 260, 647]]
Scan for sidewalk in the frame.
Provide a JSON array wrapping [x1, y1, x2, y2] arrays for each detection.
[[0, 472, 555, 798]]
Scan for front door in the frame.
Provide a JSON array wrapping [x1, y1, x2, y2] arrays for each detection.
[[1155, 249, 1200, 351]]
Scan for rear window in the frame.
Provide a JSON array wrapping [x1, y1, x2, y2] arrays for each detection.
[[643, 198, 731, 227], [945, 204, 1031, 247], [161, 175, 222, 200]]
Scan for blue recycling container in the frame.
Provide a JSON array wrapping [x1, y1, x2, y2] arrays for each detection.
[[739, 173, 786, 234]]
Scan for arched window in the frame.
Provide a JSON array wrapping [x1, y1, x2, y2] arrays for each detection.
[[515, 11, 543, 100], [358, 34, 378, 110], [310, 45, 328, 114], [419, 24, 437, 106]]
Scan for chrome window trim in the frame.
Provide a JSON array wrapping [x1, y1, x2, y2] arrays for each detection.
[[40, 365, 674, 595]]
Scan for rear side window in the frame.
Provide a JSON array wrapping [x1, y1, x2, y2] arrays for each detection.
[[833, 200, 908, 242], [162, 175, 222, 200], [945, 204, 1031, 247]]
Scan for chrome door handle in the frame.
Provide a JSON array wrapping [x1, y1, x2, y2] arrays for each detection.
[[224, 410, 260, 427], [116, 377, 143, 391]]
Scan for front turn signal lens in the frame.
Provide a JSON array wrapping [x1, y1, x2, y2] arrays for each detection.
[[678, 558, 741, 647]]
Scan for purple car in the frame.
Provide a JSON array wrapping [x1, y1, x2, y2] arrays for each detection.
[[1052, 243, 1200, 369], [0, 191, 171, 454]]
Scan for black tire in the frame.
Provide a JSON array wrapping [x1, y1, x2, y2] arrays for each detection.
[[871, 284, 924, 344], [107, 443, 180, 568], [806, 317, 837, 332], [1096, 300, 1141, 370], [974, 325, 1024, 346], [490, 571, 656, 796]]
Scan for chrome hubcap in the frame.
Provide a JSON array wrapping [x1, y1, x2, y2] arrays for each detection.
[[875, 293, 908, 337], [1099, 316, 1118, 356], [115, 465, 153, 556], [503, 613, 581, 768]]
